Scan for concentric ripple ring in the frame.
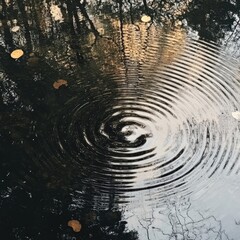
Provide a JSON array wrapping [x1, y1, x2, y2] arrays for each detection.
[[37, 26, 240, 202]]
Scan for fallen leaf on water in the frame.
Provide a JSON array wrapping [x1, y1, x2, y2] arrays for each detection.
[[68, 220, 82, 232], [10, 49, 24, 59], [53, 79, 68, 89], [11, 26, 20, 32], [141, 15, 151, 23], [50, 4, 64, 22], [232, 111, 240, 120]]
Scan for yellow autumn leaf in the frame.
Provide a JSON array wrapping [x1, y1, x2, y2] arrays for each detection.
[[10, 49, 24, 59], [53, 79, 68, 89], [141, 15, 151, 23], [68, 220, 82, 232]]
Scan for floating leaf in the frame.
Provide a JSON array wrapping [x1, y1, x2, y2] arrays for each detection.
[[53, 79, 68, 89], [50, 4, 64, 22], [141, 15, 151, 23], [11, 26, 20, 32], [68, 220, 82, 233], [232, 111, 240, 120], [10, 49, 24, 59]]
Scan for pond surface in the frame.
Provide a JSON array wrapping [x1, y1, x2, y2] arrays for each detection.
[[1, 0, 240, 239]]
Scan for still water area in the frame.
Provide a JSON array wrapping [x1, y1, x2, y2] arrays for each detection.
[[1, 0, 240, 239]]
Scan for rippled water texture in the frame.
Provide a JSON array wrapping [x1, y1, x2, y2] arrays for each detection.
[[35, 25, 240, 204], [1, 1, 240, 239]]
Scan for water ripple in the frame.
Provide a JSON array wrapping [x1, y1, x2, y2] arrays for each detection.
[[36, 26, 240, 203]]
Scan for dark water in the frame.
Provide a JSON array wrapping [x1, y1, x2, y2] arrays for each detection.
[[1, 0, 240, 239]]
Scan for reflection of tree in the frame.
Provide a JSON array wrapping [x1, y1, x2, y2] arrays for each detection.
[[91, 0, 191, 24], [184, 0, 239, 41], [137, 209, 154, 240], [0, 181, 139, 240], [0, 0, 191, 72], [150, 202, 232, 240], [1, 0, 240, 63], [0, 5, 136, 237], [0, 1, 238, 240], [62, 209, 139, 240], [2, 0, 239, 77]]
